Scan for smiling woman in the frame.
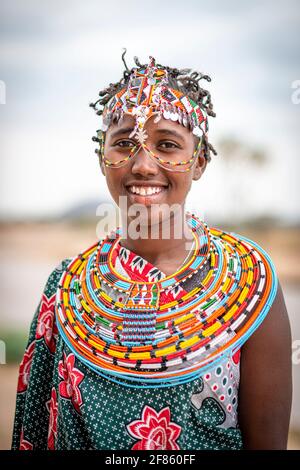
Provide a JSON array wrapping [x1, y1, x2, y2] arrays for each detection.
[[11, 51, 292, 451]]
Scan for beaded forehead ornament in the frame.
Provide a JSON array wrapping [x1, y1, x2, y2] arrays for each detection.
[[91, 55, 214, 171], [100, 56, 208, 143]]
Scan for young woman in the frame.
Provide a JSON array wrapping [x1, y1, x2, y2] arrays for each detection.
[[11, 53, 292, 450]]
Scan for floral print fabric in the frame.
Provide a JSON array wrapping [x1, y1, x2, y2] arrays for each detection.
[[11, 250, 243, 450]]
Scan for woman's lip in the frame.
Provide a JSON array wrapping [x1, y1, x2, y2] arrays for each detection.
[[125, 185, 169, 205]]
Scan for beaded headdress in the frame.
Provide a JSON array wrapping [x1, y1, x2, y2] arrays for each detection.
[[90, 52, 217, 162], [100, 56, 208, 145]]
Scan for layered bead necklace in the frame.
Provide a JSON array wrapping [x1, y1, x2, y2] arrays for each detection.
[[55, 212, 277, 388]]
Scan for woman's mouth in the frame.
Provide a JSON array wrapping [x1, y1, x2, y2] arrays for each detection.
[[125, 185, 169, 205]]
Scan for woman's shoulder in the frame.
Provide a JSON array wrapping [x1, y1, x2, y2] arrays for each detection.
[[42, 257, 74, 297], [214, 227, 289, 341], [42, 238, 101, 298], [208, 224, 280, 325], [210, 224, 270, 251], [209, 224, 277, 274]]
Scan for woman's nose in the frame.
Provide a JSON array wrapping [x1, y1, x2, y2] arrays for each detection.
[[130, 145, 159, 176]]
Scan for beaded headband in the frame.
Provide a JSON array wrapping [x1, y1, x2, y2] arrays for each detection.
[[97, 56, 209, 147], [91, 56, 208, 154]]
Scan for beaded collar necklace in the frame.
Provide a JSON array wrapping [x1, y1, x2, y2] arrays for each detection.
[[94, 215, 210, 296], [55, 213, 277, 388]]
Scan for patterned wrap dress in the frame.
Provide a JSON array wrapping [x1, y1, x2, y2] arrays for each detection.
[[12, 239, 245, 450]]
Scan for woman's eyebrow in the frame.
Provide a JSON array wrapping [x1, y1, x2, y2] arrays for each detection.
[[154, 129, 185, 141], [110, 127, 134, 138], [109, 127, 186, 141]]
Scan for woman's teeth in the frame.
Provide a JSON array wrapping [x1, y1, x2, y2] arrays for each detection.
[[128, 186, 165, 195]]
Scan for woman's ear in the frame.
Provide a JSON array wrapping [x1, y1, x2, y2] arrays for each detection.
[[193, 147, 207, 181], [97, 131, 106, 176], [99, 155, 106, 176]]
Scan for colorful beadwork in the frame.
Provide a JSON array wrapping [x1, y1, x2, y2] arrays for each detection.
[[100, 137, 203, 173], [95, 56, 209, 172], [55, 212, 278, 388], [100, 57, 208, 139]]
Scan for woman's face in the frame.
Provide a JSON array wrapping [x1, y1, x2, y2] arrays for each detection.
[[100, 114, 207, 226]]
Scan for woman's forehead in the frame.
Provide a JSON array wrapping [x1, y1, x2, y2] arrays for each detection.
[[107, 113, 193, 140]]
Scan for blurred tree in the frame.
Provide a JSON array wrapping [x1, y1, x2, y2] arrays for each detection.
[[216, 137, 269, 225], [218, 137, 268, 165]]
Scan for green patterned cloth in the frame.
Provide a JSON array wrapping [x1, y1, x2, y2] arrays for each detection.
[[11, 259, 243, 450]]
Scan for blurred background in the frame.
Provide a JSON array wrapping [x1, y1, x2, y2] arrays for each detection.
[[0, 0, 299, 449]]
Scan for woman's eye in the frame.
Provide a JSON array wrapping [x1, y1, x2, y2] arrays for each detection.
[[115, 140, 136, 148], [159, 142, 179, 149]]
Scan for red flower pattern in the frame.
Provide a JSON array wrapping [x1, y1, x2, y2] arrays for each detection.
[[46, 387, 58, 450], [17, 340, 35, 393], [58, 352, 84, 413], [19, 427, 33, 450], [232, 348, 241, 365], [36, 293, 58, 353], [127, 405, 182, 450]]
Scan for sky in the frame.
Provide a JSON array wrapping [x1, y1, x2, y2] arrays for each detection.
[[0, 0, 299, 223]]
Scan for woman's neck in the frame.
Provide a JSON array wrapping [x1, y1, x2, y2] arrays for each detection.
[[119, 209, 194, 272]]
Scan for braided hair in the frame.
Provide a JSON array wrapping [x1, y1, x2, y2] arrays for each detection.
[[90, 50, 217, 162]]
